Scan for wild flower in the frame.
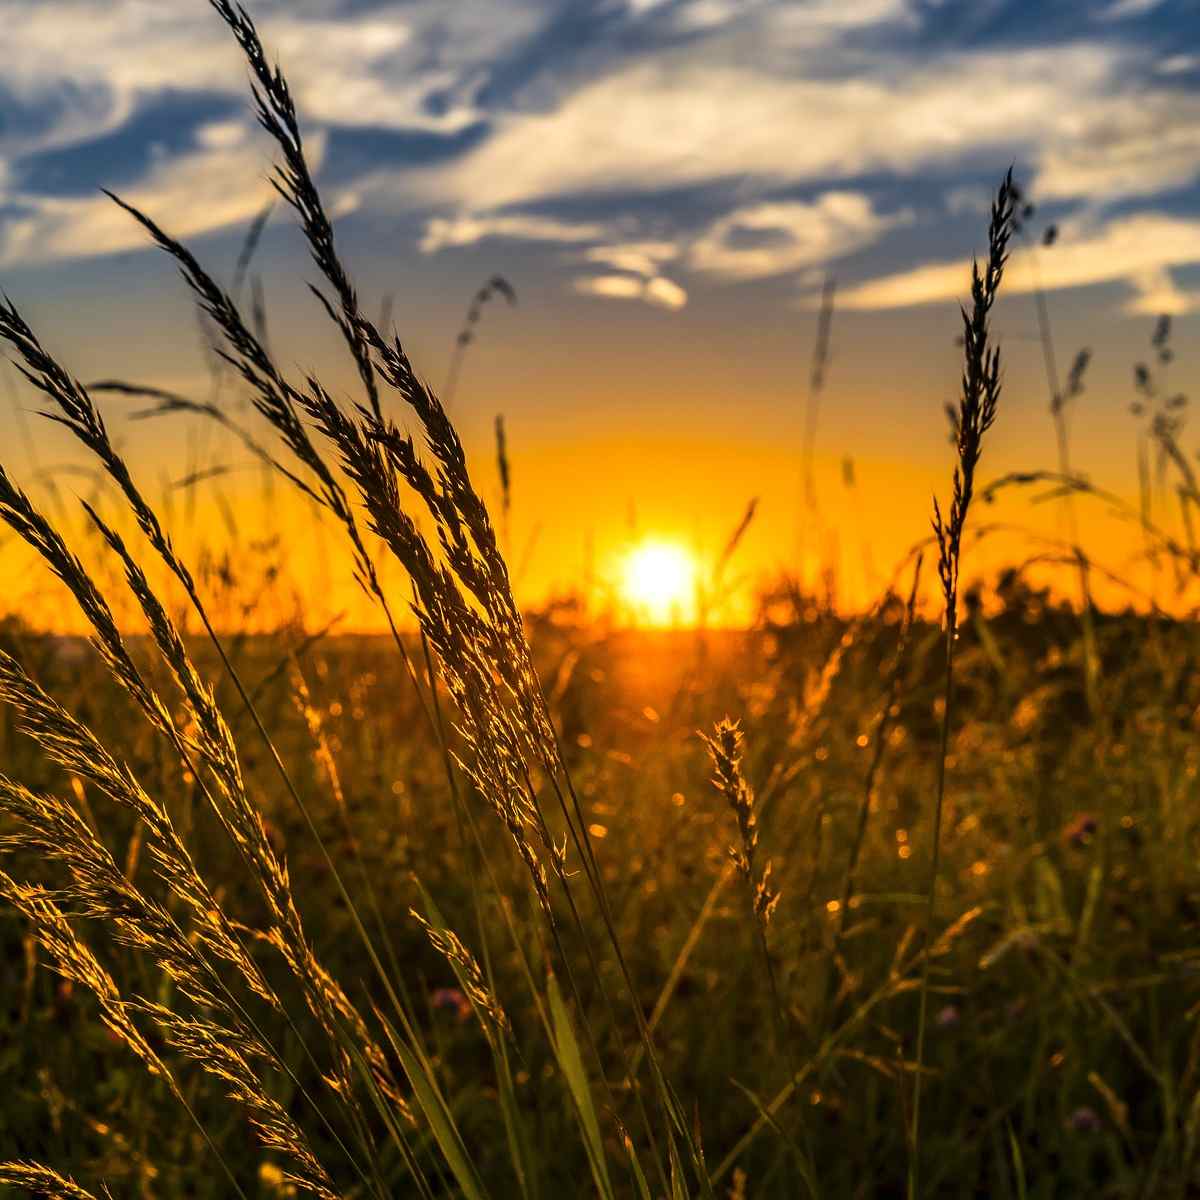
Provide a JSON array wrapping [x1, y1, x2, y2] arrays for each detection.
[[411, 909, 511, 1039], [935, 1005, 961, 1030], [431, 989, 472, 1023]]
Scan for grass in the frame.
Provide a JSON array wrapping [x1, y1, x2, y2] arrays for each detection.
[[1, 3, 1199, 1197]]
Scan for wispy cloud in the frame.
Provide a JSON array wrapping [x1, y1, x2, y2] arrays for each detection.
[[838, 212, 1200, 314], [419, 211, 608, 253], [1034, 87, 1200, 201], [415, 41, 1200, 212], [574, 240, 688, 309], [0, 0, 546, 159], [1127, 265, 1199, 315], [650, 0, 912, 36], [583, 241, 679, 276], [0, 125, 287, 266], [688, 193, 907, 280], [3, 0, 1200, 329], [1097, 0, 1165, 20], [573, 273, 688, 309], [421, 191, 900, 299]]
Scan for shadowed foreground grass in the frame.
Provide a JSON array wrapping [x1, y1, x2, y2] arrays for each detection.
[[0, 3, 1197, 1197], [3, 591, 1200, 1198]]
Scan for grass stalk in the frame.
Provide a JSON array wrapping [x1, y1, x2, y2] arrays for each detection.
[[910, 170, 1016, 1200]]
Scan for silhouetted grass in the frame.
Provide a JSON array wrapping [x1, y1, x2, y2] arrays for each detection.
[[0, 5, 1197, 1199]]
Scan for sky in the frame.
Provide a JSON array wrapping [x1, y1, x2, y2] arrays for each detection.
[[1, 0, 1199, 626]]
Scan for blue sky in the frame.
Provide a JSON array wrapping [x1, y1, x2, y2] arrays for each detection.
[[1, 0, 1199, 615], [3, 0, 1198, 311]]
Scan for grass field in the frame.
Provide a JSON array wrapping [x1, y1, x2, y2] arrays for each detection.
[[4, 602, 1200, 1197], [2, 3, 1199, 1198]]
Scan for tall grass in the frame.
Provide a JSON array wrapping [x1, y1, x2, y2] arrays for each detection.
[[2, 6, 1194, 1198], [914, 170, 1016, 1199], [0, 1, 708, 1192]]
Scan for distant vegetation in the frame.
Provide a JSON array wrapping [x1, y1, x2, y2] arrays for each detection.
[[2, 3, 1199, 1199]]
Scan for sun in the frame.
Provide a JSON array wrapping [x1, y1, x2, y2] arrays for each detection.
[[619, 540, 698, 626]]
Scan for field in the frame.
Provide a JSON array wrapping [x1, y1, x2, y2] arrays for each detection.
[[5, 601, 1200, 1198], [2, 3, 1200, 1199]]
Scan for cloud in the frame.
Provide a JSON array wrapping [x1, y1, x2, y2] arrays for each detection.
[[413, 39, 1200, 214], [1157, 54, 1200, 75], [1097, 0, 1164, 18], [573, 236, 687, 309], [576, 274, 644, 301], [0, 129, 289, 265], [838, 212, 1200, 314], [1124, 266, 1200, 316], [643, 276, 688, 308], [573, 273, 688, 309], [583, 240, 679, 276], [944, 186, 992, 217], [194, 119, 251, 151], [421, 211, 689, 305], [651, 0, 910, 35], [6, 0, 1200, 298], [0, 0, 547, 160], [1033, 89, 1200, 201], [419, 211, 608, 253], [688, 193, 906, 280], [417, 191, 899, 291]]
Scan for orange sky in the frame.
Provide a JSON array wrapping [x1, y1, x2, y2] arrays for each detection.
[[1, 323, 1189, 634], [2, 0, 1198, 630]]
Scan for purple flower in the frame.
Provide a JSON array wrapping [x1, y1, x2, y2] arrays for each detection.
[[1062, 813, 1098, 849], [1068, 1106, 1102, 1133], [432, 987, 470, 1022], [936, 1004, 961, 1030]]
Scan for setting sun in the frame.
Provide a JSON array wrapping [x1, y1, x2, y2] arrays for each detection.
[[619, 539, 698, 626], [4, 0, 1197, 1192]]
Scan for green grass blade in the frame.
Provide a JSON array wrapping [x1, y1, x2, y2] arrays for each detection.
[[1006, 1120, 1028, 1200], [375, 1009, 490, 1200], [414, 882, 538, 1200], [547, 969, 616, 1200], [622, 1130, 654, 1200]]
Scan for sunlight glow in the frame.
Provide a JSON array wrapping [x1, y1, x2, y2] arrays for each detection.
[[619, 539, 698, 626]]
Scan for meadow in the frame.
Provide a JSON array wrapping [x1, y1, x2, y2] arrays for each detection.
[[2, 4, 1200, 1198]]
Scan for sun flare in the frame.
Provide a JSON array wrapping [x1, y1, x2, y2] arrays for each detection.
[[619, 539, 698, 626]]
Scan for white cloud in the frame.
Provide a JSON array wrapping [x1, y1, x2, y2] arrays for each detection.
[[583, 240, 679, 275], [656, 0, 910, 35], [644, 276, 688, 308], [0, 0, 547, 160], [1157, 54, 1200, 76], [688, 193, 906, 280], [751, 0, 914, 39], [412, 41, 1200, 214], [330, 189, 363, 219], [1097, 0, 1164, 19], [420, 211, 608, 253], [1125, 266, 1199, 316], [0, 133, 295, 266], [5, 0, 1200, 290], [194, 119, 252, 151], [571, 231, 688, 309], [576, 274, 644, 301], [1034, 90, 1200, 201], [838, 212, 1200, 315], [574, 273, 688, 309]]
